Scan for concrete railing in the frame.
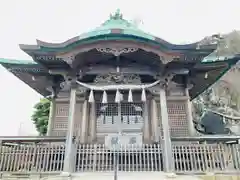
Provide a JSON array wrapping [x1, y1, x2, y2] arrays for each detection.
[[0, 136, 239, 175]]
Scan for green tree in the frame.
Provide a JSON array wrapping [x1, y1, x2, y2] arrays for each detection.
[[31, 98, 50, 136]]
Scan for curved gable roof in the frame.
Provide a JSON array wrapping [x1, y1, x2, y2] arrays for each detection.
[[20, 10, 207, 53]]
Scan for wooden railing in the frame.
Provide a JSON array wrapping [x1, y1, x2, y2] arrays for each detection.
[[0, 136, 67, 174], [0, 136, 239, 175]]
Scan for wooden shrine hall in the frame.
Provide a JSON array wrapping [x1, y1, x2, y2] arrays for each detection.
[[0, 10, 240, 178]]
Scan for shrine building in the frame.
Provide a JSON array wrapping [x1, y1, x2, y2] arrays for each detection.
[[0, 10, 239, 178]]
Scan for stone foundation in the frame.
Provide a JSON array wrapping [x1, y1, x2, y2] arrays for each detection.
[[1, 172, 239, 180]]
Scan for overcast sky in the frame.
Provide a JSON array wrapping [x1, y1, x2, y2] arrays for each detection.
[[0, 0, 240, 136]]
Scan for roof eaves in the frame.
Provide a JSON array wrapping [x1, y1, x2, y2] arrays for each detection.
[[36, 37, 79, 48], [0, 58, 37, 65], [19, 44, 40, 51], [191, 56, 240, 100], [22, 33, 209, 53]]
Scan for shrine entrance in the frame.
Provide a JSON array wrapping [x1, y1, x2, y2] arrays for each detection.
[[95, 92, 145, 142]]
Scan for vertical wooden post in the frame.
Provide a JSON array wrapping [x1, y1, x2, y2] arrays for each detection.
[[63, 87, 77, 173], [143, 101, 150, 142], [89, 103, 96, 142], [151, 99, 159, 142], [80, 100, 89, 143], [185, 88, 195, 136], [47, 98, 56, 136], [159, 87, 174, 172]]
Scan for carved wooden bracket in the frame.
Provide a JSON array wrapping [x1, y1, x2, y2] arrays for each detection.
[[60, 75, 78, 89], [96, 47, 138, 56], [148, 74, 178, 95], [62, 54, 76, 66]]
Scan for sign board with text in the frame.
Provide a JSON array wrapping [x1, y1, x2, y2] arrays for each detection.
[[105, 134, 142, 150]]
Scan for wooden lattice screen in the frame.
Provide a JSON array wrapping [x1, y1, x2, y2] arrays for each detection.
[[52, 102, 82, 137], [51, 99, 188, 138], [157, 100, 188, 138]]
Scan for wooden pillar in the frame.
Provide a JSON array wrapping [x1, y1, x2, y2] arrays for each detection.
[[185, 88, 195, 136], [159, 87, 174, 172], [143, 101, 150, 142], [63, 87, 77, 173], [47, 98, 56, 136], [151, 99, 159, 142], [80, 100, 89, 143], [89, 103, 97, 142]]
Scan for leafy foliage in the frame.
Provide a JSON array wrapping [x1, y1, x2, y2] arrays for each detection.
[[31, 98, 50, 136]]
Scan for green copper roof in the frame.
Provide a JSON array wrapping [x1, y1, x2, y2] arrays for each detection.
[[78, 9, 155, 41], [0, 58, 36, 65], [0, 58, 46, 74], [23, 9, 203, 52]]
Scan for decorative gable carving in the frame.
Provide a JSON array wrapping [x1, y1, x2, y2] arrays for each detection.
[[94, 73, 141, 85]]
